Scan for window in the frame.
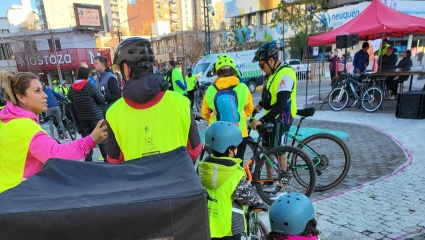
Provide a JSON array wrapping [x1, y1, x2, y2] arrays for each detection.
[[261, 10, 273, 24], [1, 29, 9, 34], [47, 38, 61, 51], [248, 14, 257, 25], [234, 16, 244, 28]]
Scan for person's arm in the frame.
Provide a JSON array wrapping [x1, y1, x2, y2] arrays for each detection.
[[261, 91, 289, 123], [91, 85, 105, 105], [53, 91, 68, 102], [244, 89, 254, 117], [353, 52, 360, 72], [187, 112, 202, 161], [29, 131, 96, 163], [388, 55, 398, 67], [106, 122, 124, 164], [201, 87, 213, 121], [173, 69, 186, 90], [106, 77, 121, 103], [232, 177, 261, 206]]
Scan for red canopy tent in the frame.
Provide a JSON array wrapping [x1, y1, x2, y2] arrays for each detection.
[[308, 0, 425, 46]]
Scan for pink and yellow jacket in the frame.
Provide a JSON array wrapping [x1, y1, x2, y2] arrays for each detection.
[[0, 102, 96, 192]]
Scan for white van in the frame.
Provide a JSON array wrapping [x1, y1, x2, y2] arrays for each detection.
[[193, 50, 264, 93]]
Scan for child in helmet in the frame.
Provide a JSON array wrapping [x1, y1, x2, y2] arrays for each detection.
[[268, 193, 320, 240], [198, 121, 261, 240]]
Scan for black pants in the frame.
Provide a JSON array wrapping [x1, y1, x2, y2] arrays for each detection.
[[385, 76, 398, 95], [235, 137, 248, 163], [79, 120, 107, 162], [212, 234, 241, 240], [187, 90, 195, 110]]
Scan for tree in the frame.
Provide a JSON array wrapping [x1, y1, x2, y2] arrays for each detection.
[[272, 0, 326, 60]]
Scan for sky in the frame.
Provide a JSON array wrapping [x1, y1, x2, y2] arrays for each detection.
[[0, 0, 37, 17]]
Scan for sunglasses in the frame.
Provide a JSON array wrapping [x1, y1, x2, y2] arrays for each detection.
[[258, 62, 265, 70]]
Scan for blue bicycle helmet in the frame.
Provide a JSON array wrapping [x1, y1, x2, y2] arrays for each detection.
[[252, 41, 280, 62], [269, 193, 315, 235], [205, 121, 242, 154]]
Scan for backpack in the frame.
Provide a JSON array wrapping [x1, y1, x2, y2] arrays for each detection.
[[213, 84, 240, 124]]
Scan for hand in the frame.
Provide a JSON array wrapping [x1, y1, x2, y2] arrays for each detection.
[[90, 120, 108, 144], [254, 104, 262, 112], [394, 76, 399, 80], [250, 120, 262, 130], [356, 68, 361, 73]]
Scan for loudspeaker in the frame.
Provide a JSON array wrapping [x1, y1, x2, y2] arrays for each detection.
[[336, 34, 360, 48], [336, 35, 348, 49], [396, 90, 425, 119]]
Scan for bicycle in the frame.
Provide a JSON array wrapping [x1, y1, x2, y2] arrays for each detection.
[[244, 203, 269, 240], [283, 107, 351, 192], [196, 115, 316, 206], [328, 72, 384, 112], [58, 101, 78, 140], [194, 81, 211, 111]]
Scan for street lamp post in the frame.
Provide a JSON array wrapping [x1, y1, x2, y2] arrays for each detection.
[[203, 0, 214, 55], [281, 0, 285, 62], [48, 24, 63, 81]]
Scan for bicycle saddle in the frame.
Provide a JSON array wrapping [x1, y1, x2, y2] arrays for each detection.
[[296, 107, 315, 118], [248, 203, 269, 212], [257, 123, 274, 134]]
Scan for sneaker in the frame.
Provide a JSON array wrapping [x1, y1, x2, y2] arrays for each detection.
[[268, 192, 287, 200], [388, 95, 396, 100], [261, 182, 275, 192]]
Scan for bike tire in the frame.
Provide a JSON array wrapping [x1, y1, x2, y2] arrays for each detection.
[[328, 87, 349, 111], [253, 146, 316, 205], [361, 86, 383, 112], [246, 217, 268, 240], [297, 133, 350, 192], [195, 89, 203, 112], [67, 121, 78, 140]]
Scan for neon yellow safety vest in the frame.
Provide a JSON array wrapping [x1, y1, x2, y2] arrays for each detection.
[[171, 68, 187, 95], [198, 156, 246, 238], [106, 91, 191, 160], [185, 74, 197, 91], [205, 81, 249, 136], [264, 65, 297, 118], [0, 118, 42, 193], [377, 43, 390, 56]]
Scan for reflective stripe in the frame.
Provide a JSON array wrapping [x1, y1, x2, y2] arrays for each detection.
[[212, 164, 218, 189], [232, 207, 244, 215]]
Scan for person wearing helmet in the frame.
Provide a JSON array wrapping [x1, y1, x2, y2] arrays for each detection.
[[268, 193, 320, 239], [250, 41, 297, 185], [106, 37, 201, 163], [198, 121, 261, 239], [185, 68, 197, 110], [201, 54, 254, 160]]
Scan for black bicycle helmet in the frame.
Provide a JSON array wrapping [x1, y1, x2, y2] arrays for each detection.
[[252, 41, 280, 62], [113, 37, 155, 71]]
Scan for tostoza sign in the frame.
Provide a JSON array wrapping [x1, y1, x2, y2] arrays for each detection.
[[15, 48, 112, 71]]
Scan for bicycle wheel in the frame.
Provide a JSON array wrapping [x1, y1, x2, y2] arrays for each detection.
[[253, 146, 315, 205], [328, 87, 349, 111], [66, 120, 78, 140], [195, 89, 203, 112], [297, 133, 350, 192], [246, 215, 268, 240], [361, 86, 383, 112]]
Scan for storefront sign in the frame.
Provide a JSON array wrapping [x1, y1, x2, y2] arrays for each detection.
[[15, 48, 111, 71]]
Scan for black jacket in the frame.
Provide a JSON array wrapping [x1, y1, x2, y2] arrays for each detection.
[[396, 57, 413, 81], [68, 80, 105, 122], [380, 53, 398, 70]]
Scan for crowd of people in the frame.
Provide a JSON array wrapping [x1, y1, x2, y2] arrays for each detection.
[[0, 38, 321, 239]]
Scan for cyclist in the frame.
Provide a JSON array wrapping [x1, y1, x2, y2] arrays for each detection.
[[185, 68, 197, 110], [268, 193, 320, 240], [250, 41, 297, 177], [43, 84, 69, 140], [68, 67, 107, 162], [198, 121, 261, 240], [106, 37, 201, 163], [201, 54, 254, 160], [0, 72, 107, 193], [165, 60, 187, 95]]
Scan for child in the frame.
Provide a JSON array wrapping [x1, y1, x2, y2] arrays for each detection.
[[268, 193, 320, 240], [198, 121, 261, 240]]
